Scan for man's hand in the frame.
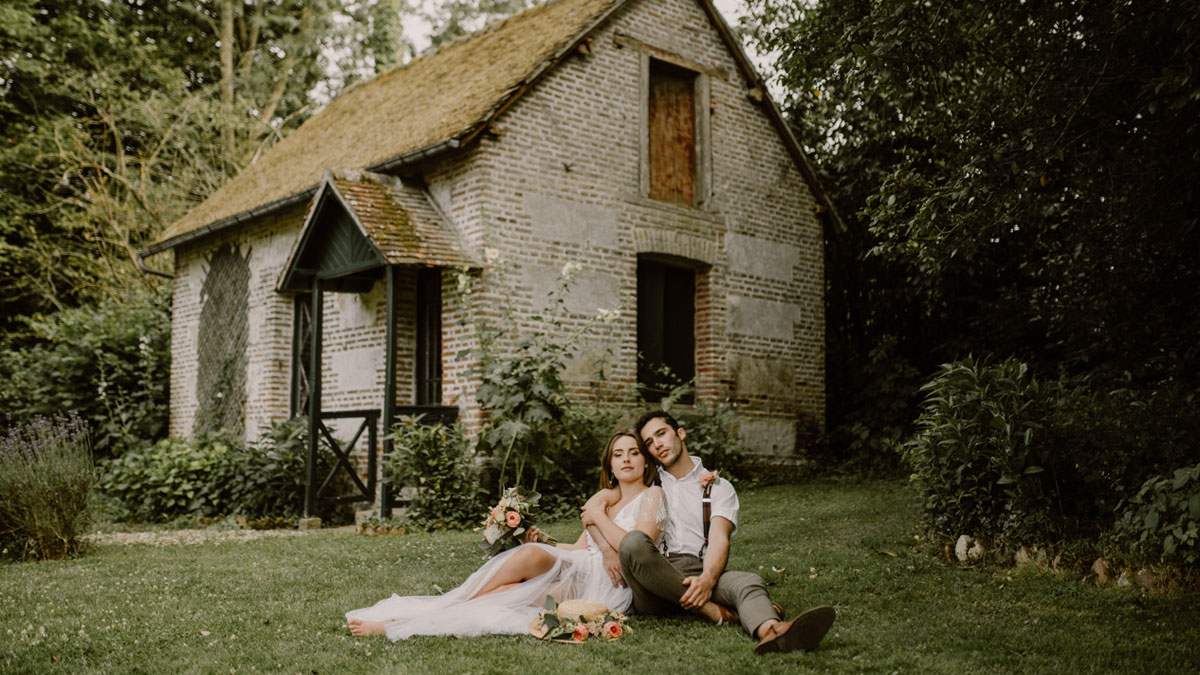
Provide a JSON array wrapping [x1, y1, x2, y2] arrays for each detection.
[[679, 573, 716, 609], [602, 547, 626, 588]]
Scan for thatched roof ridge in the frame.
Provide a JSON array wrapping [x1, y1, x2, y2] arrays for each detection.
[[155, 0, 622, 249]]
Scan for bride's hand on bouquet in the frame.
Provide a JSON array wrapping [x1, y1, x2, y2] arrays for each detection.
[[523, 526, 547, 544]]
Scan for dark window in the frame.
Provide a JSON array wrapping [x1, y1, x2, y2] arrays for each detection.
[[415, 267, 442, 406], [290, 293, 313, 418], [648, 59, 696, 205], [638, 258, 695, 401]]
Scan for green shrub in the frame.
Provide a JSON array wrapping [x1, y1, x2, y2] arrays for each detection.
[[1113, 463, 1200, 565], [384, 416, 483, 529], [0, 414, 96, 560], [229, 418, 311, 519], [100, 432, 239, 521], [902, 356, 1200, 549], [99, 419, 348, 522], [902, 357, 1063, 544], [0, 287, 170, 459], [460, 262, 624, 514], [1045, 377, 1200, 528]]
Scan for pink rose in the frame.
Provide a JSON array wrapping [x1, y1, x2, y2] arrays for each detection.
[[700, 470, 716, 487], [604, 621, 622, 639], [572, 623, 590, 641], [505, 510, 522, 528]]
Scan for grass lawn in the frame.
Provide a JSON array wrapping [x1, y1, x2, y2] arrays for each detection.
[[3, 480, 1198, 674]]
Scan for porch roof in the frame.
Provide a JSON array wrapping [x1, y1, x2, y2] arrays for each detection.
[[277, 170, 478, 292]]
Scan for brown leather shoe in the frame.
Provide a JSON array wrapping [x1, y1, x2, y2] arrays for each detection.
[[754, 605, 836, 655]]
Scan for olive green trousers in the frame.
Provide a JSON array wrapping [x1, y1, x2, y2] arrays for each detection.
[[618, 530, 778, 637]]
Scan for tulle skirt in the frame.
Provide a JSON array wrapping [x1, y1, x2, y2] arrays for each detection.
[[345, 543, 632, 641]]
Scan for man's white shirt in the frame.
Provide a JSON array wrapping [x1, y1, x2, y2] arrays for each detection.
[[658, 456, 739, 557]]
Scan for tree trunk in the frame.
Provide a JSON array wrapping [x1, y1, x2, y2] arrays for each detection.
[[219, 0, 235, 155]]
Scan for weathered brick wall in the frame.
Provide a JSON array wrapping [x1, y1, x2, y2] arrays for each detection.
[[441, 0, 825, 455], [171, 204, 308, 440], [170, 204, 419, 445]]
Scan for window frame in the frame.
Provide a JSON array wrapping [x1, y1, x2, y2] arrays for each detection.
[[639, 54, 711, 209]]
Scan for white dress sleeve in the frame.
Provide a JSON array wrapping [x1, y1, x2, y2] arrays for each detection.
[[634, 486, 669, 544]]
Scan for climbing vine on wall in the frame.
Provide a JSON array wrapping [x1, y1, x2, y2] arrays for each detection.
[[196, 244, 251, 436]]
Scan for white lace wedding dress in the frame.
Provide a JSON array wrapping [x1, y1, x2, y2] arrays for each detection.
[[346, 486, 667, 641]]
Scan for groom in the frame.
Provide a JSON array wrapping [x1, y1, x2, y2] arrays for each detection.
[[586, 411, 835, 655]]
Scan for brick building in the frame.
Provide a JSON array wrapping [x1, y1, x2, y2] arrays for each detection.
[[139, 0, 840, 500]]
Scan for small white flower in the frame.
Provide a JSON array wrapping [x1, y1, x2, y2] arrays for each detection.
[[484, 248, 501, 264], [561, 261, 583, 280], [596, 308, 618, 324]]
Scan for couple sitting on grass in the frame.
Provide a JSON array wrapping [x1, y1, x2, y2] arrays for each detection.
[[346, 410, 836, 655]]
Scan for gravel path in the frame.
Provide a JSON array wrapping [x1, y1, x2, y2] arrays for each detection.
[[83, 528, 319, 547]]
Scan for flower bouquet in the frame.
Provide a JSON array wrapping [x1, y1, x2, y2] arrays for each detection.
[[479, 487, 554, 557], [529, 596, 631, 643]]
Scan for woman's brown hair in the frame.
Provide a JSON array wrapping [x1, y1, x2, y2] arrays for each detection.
[[599, 430, 659, 489]]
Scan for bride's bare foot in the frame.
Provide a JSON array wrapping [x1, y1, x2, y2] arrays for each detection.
[[348, 618, 387, 637]]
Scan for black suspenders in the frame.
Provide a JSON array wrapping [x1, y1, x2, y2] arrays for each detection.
[[700, 480, 714, 558]]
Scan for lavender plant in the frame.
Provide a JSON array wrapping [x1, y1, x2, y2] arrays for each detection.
[[0, 413, 96, 560]]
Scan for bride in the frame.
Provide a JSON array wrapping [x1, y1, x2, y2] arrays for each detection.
[[347, 430, 666, 640]]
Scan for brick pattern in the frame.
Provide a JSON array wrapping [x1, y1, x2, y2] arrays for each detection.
[[168, 0, 824, 458]]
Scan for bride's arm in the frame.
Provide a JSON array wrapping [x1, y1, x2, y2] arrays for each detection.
[[582, 487, 666, 550], [524, 526, 588, 550]]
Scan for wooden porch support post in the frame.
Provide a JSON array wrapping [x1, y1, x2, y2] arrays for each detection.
[[304, 279, 324, 518], [381, 265, 397, 518]]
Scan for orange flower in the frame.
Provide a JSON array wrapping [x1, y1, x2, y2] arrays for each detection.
[[572, 623, 590, 641], [700, 470, 717, 487], [505, 510, 522, 528], [604, 621, 622, 639]]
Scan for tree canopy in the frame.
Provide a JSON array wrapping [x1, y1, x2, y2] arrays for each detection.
[[745, 0, 1200, 458], [0, 0, 412, 334]]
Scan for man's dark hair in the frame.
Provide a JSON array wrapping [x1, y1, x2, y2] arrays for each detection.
[[634, 410, 680, 437]]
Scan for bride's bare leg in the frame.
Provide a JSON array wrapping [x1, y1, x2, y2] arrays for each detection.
[[348, 618, 388, 637], [471, 546, 556, 598]]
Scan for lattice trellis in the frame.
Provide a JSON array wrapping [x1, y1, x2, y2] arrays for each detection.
[[196, 243, 251, 436]]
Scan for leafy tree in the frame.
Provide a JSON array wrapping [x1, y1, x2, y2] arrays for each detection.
[[744, 0, 1200, 461], [0, 1, 411, 334], [0, 286, 170, 458], [422, 0, 537, 49]]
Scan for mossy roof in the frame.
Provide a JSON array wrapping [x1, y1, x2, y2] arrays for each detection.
[[157, 0, 622, 248], [148, 0, 844, 256], [277, 170, 477, 291]]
